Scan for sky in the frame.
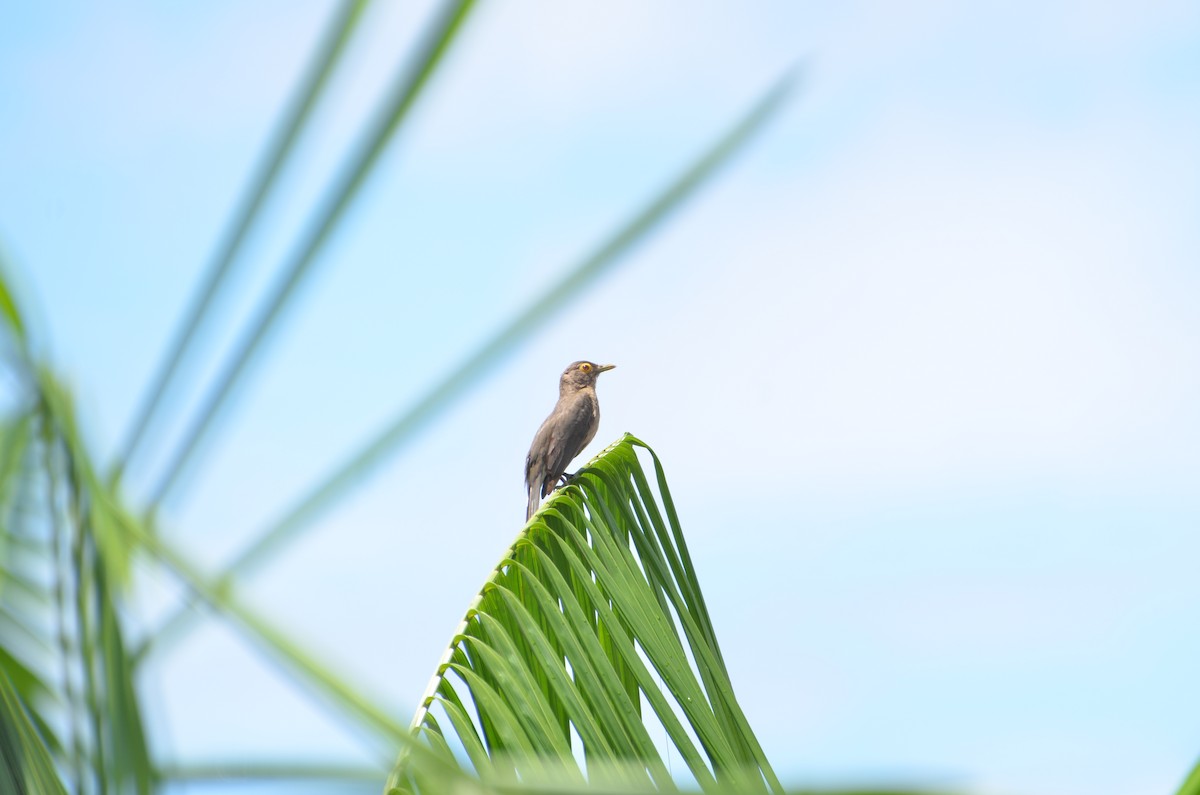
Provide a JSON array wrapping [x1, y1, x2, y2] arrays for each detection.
[[2, 2, 1200, 794]]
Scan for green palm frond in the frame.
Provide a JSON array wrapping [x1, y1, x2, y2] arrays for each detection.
[[0, 269, 153, 793], [0, 669, 69, 795], [389, 435, 780, 794], [1176, 758, 1200, 795]]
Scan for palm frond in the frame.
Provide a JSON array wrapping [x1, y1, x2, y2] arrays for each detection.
[[113, 0, 373, 479], [1176, 758, 1200, 795], [145, 0, 478, 509], [0, 266, 155, 794], [389, 435, 781, 794], [0, 669, 69, 795]]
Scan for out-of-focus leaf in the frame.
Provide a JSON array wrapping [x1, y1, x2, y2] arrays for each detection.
[[36, 369, 137, 588], [115, 509, 438, 758], [146, 0, 478, 509], [160, 760, 385, 783], [115, 0, 374, 478], [0, 646, 57, 738], [0, 252, 27, 343], [0, 410, 62, 764], [97, 565, 155, 793], [0, 416, 32, 507], [0, 669, 69, 795], [0, 414, 34, 587], [1176, 757, 1200, 795]]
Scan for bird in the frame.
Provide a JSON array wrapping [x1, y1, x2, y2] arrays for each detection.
[[525, 360, 615, 520]]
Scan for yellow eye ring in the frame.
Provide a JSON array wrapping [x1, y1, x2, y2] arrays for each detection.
[[579, 363, 592, 373]]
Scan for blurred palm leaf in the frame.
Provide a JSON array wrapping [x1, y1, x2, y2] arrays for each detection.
[[1, 668, 68, 795], [112, 0, 373, 480], [139, 0, 477, 509], [389, 435, 780, 794], [1177, 758, 1200, 795], [0, 292, 153, 793]]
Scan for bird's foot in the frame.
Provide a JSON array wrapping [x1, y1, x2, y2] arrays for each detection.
[[553, 470, 580, 490]]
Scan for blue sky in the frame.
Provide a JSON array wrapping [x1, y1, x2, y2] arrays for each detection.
[[2, 2, 1199, 794]]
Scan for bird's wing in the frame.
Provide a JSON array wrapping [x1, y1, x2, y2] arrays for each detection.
[[540, 393, 596, 495], [525, 418, 553, 490]]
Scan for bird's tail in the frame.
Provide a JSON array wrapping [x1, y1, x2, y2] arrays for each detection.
[[526, 486, 540, 522]]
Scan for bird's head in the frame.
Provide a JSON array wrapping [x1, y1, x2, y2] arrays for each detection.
[[560, 360, 615, 391]]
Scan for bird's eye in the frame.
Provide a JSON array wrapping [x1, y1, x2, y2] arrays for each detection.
[[579, 363, 592, 373]]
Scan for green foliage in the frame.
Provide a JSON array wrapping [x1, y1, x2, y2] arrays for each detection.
[[390, 435, 780, 794], [1177, 758, 1200, 795], [0, 308, 153, 793], [0, 669, 68, 795]]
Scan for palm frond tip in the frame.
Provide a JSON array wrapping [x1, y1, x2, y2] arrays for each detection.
[[390, 434, 781, 794]]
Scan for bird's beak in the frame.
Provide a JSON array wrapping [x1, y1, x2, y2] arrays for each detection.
[[596, 364, 616, 373]]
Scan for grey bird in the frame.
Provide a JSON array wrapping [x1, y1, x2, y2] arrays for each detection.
[[525, 360, 615, 520]]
